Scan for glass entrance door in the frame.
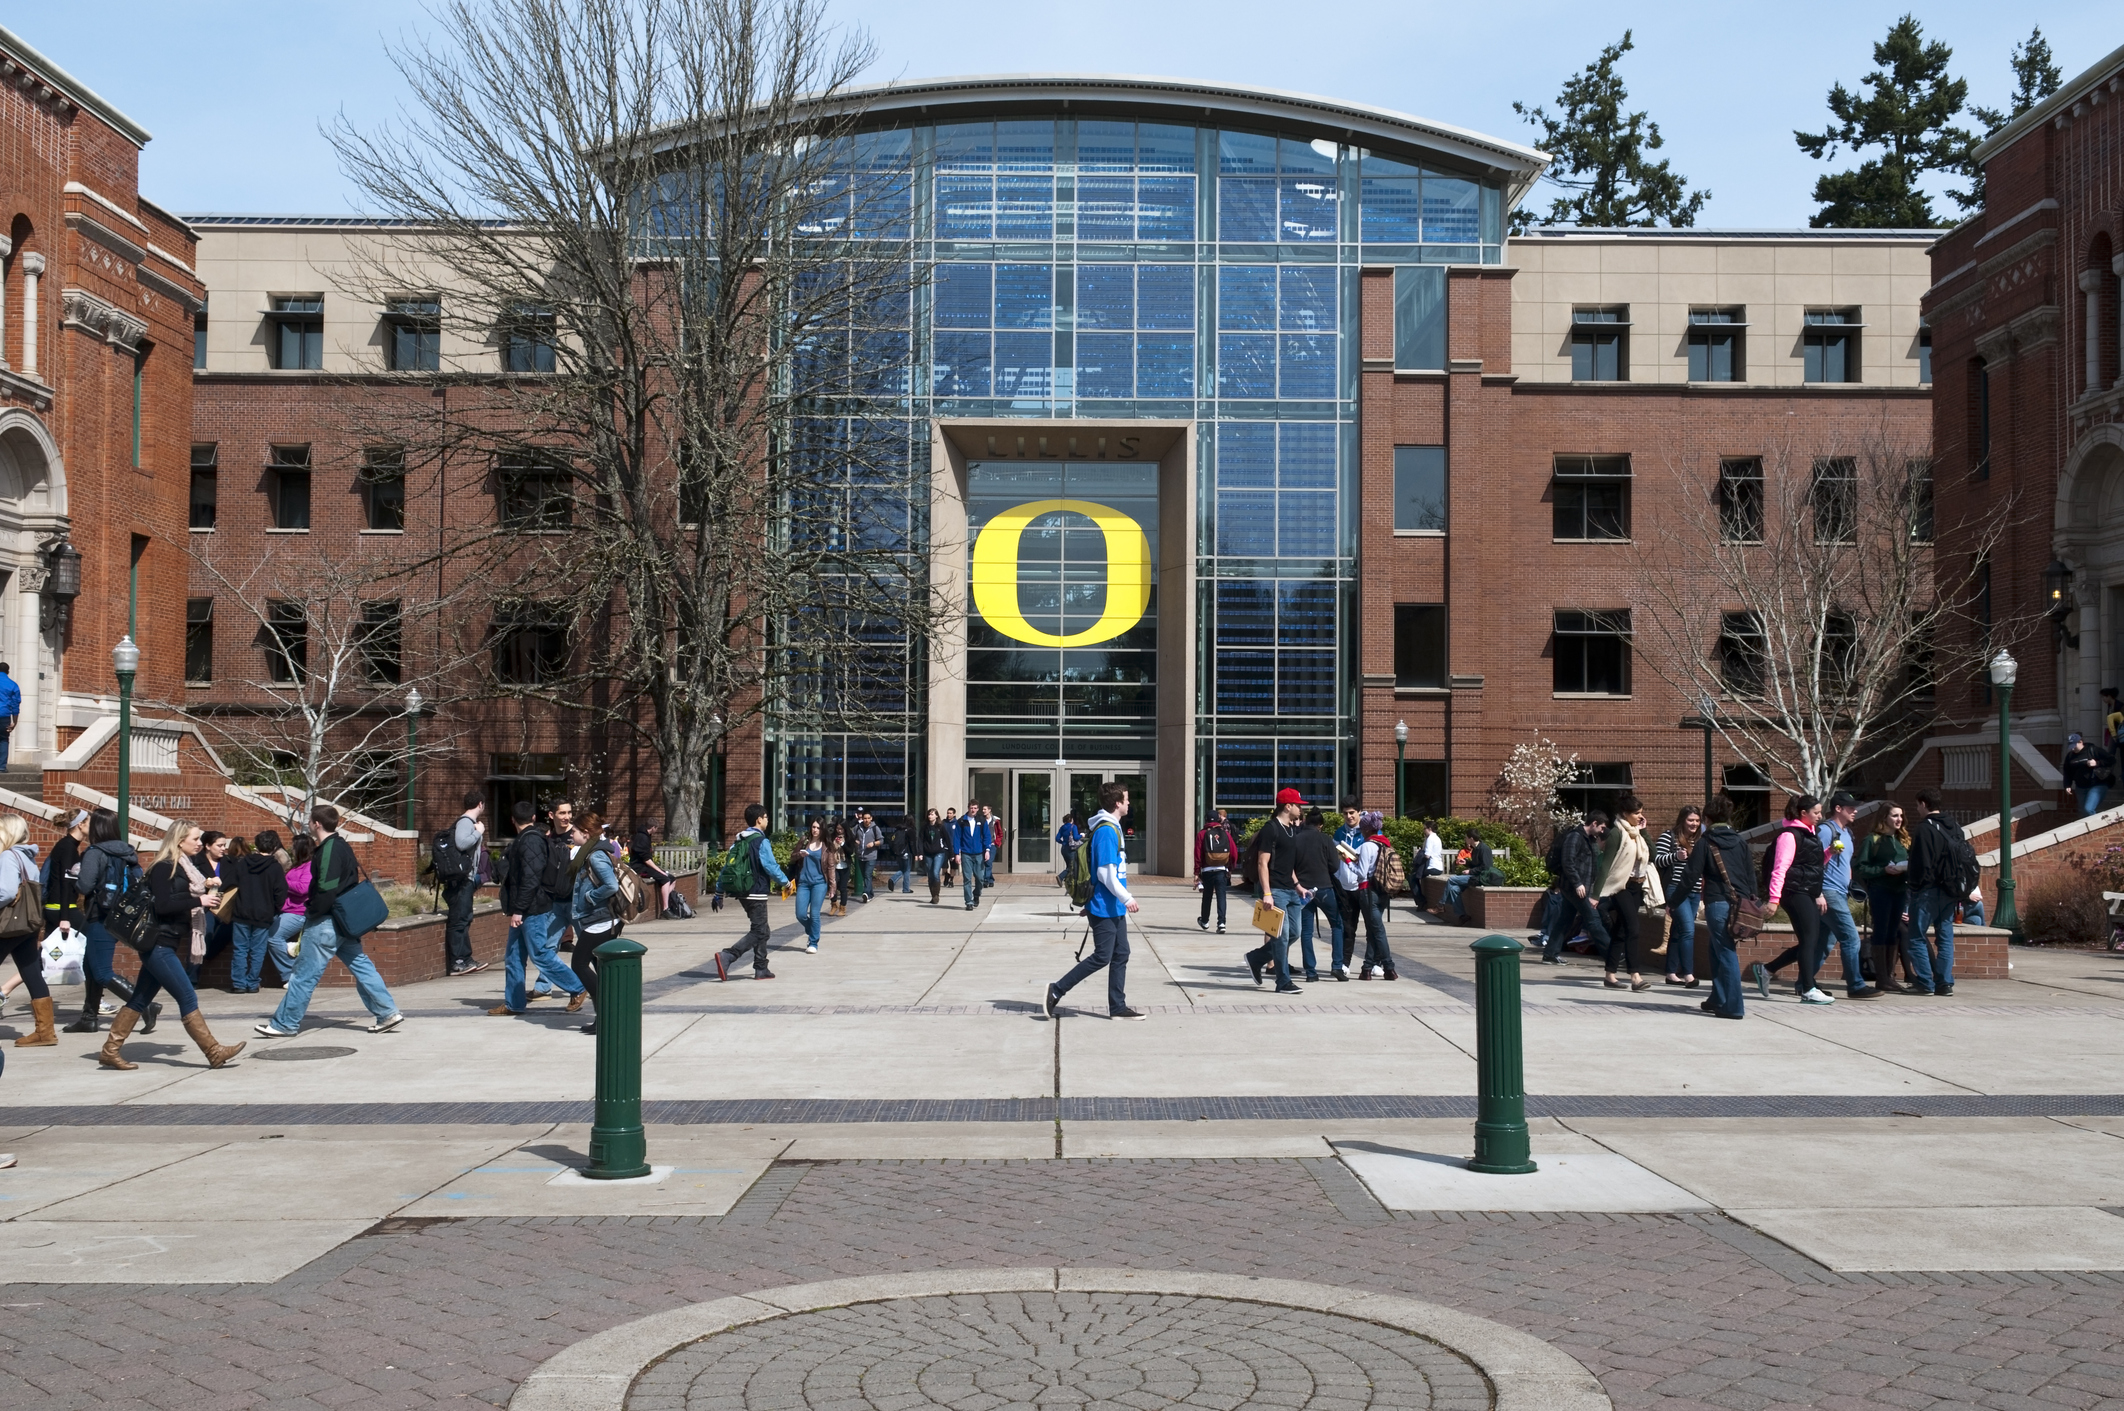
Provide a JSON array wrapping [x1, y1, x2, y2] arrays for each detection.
[[980, 764, 1150, 873]]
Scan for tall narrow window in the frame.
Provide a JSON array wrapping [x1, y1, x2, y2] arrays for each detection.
[[1917, 325, 1932, 384], [362, 447, 406, 531], [1718, 458, 1763, 543], [132, 348, 146, 466], [193, 304, 208, 371], [678, 445, 708, 527], [1907, 457, 1934, 543], [1811, 457, 1856, 544], [385, 297, 441, 372], [505, 303, 557, 372], [1802, 308, 1861, 383], [184, 598, 213, 684], [1570, 307, 1627, 381], [269, 296, 323, 370], [1392, 446, 1446, 532], [1553, 610, 1631, 695], [1719, 611, 1764, 695], [1552, 454, 1630, 541], [358, 600, 403, 684], [1687, 308, 1743, 382], [1393, 265, 1446, 370], [1821, 611, 1858, 690], [189, 445, 218, 529], [1970, 357, 1990, 478], [1393, 604, 1447, 688], [269, 445, 312, 530], [264, 601, 308, 683]]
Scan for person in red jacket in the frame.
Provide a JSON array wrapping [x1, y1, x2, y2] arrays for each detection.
[[1194, 808, 1238, 934]]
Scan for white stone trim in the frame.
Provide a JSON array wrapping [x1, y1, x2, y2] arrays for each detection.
[[242, 783, 414, 840], [1977, 800, 2124, 867], [45, 712, 230, 777], [60, 181, 149, 233]]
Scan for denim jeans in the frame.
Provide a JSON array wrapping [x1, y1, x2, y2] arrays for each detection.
[[960, 853, 983, 906], [127, 943, 198, 1018], [502, 910, 581, 1012], [1704, 900, 1741, 1017], [272, 917, 398, 1029], [1823, 893, 1866, 994], [2077, 783, 2108, 817], [231, 921, 275, 990], [1053, 912, 1130, 1013], [1297, 888, 1343, 975], [1198, 871, 1229, 927], [1244, 887, 1303, 987], [1441, 874, 1473, 921], [267, 912, 304, 980], [851, 858, 871, 899], [1905, 885, 1956, 993], [895, 858, 912, 892], [794, 880, 828, 944], [83, 919, 121, 987], [1667, 895, 1699, 977], [1541, 888, 1613, 963]]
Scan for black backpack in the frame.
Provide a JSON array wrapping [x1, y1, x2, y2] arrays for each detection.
[[432, 827, 478, 884], [1933, 817, 1981, 898]]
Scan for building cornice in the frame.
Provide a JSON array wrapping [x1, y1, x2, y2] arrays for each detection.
[[0, 368, 53, 410], [1973, 304, 2060, 364], [60, 287, 148, 353], [1971, 44, 2124, 166], [64, 210, 145, 266], [0, 25, 149, 146], [137, 263, 202, 312]]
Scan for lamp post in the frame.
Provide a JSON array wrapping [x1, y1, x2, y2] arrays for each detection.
[[1990, 649, 2019, 934], [112, 636, 139, 837], [1678, 691, 1716, 805], [404, 687, 423, 833], [1394, 719, 1408, 820]]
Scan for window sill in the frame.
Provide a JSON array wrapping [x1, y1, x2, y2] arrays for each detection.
[[359, 528, 406, 536], [1392, 529, 1446, 538], [1552, 692, 1633, 700], [184, 680, 212, 689], [1393, 686, 1451, 697], [265, 528, 311, 535], [1552, 538, 1633, 546], [190, 527, 214, 534]]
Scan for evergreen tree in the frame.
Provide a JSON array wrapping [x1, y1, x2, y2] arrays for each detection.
[[1511, 31, 1707, 232], [1796, 14, 1971, 228], [1952, 26, 2064, 210]]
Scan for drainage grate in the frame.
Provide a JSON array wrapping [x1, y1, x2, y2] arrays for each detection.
[[251, 1045, 359, 1062]]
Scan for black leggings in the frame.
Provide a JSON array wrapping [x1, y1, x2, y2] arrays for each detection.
[[571, 936, 599, 1006], [1765, 896, 1825, 994], [1598, 885, 1642, 975], [5, 934, 49, 1001]]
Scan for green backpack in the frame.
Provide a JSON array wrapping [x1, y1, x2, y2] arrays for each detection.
[[1065, 820, 1120, 907], [716, 830, 766, 896]]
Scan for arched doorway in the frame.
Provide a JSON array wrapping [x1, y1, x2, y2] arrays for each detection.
[[0, 408, 68, 767]]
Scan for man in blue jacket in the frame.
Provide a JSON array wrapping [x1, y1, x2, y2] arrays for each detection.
[[0, 662, 19, 772], [954, 804, 990, 909], [713, 803, 791, 981], [1043, 781, 1144, 1020]]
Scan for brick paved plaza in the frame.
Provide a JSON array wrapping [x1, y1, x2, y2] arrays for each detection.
[[5, 883, 2124, 1409]]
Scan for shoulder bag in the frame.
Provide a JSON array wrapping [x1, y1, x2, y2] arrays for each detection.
[[1708, 842, 1766, 942], [104, 864, 158, 956], [323, 838, 391, 940], [0, 852, 41, 939]]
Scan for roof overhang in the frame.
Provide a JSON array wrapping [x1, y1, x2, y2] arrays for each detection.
[[0, 23, 150, 147], [1971, 41, 2124, 167]]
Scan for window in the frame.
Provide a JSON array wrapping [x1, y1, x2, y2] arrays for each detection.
[[132, 347, 146, 467], [505, 304, 556, 373], [384, 297, 440, 372], [1722, 764, 1771, 829], [1553, 610, 1631, 695], [362, 447, 406, 531], [1687, 308, 1743, 382], [1393, 446, 1446, 532], [1812, 457, 1856, 543], [264, 601, 308, 683], [1718, 457, 1763, 543], [492, 603, 569, 684], [497, 454, 573, 531], [188, 445, 218, 529], [1393, 604, 1447, 688], [1570, 307, 1627, 381], [678, 445, 707, 527], [1907, 612, 1935, 699], [1802, 308, 1861, 383], [1907, 457, 1933, 543], [184, 598, 213, 684], [1917, 325, 1932, 384], [1719, 611, 1764, 695], [269, 445, 311, 530], [358, 600, 403, 685], [488, 752, 567, 832], [1400, 760, 1449, 818], [1393, 265, 1446, 370], [343, 749, 401, 817], [1822, 611, 1857, 690], [193, 304, 208, 371], [1970, 357, 1990, 478], [1557, 763, 1632, 818], [269, 295, 323, 370], [1552, 454, 1630, 541]]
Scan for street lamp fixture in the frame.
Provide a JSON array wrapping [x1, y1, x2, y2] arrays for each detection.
[[404, 687, 424, 833], [112, 635, 140, 836], [2043, 560, 2073, 619], [1989, 648, 2019, 935], [39, 537, 80, 634], [1394, 719, 1409, 821], [1678, 691, 1717, 805]]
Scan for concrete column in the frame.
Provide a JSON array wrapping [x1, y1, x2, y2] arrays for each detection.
[[2081, 268, 2104, 398], [18, 253, 42, 378], [0, 235, 11, 369]]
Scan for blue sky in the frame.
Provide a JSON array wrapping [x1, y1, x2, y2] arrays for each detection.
[[13, 2, 2120, 226]]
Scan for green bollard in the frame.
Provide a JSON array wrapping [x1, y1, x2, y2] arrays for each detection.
[[585, 936, 651, 1179], [1467, 933, 1537, 1174]]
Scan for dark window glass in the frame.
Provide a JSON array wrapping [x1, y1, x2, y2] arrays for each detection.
[[1394, 604, 1447, 688], [1907, 457, 1933, 543], [1907, 613, 1935, 699], [269, 446, 311, 530], [1802, 308, 1859, 383], [1722, 764, 1771, 829], [189, 445, 218, 529], [1971, 358, 1990, 478], [1718, 458, 1763, 543], [193, 308, 207, 371], [362, 448, 406, 530], [493, 604, 569, 684], [358, 600, 403, 685], [1917, 327, 1932, 384], [270, 296, 322, 370], [497, 455, 573, 531], [1687, 309, 1742, 382], [1552, 455, 1630, 540], [1557, 762, 1633, 818], [1571, 308, 1626, 381], [387, 298, 441, 372], [1393, 265, 1445, 370], [678, 446, 707, 526], [1401, 759, 1449, 818], [264, 601, 308, 683], [1719, 611, 1763, 695], [184, 598, 213, 683], [1553, 610, 1631, 695], [1812, 457, 1856, 543], [1821, 611, 1857, 690], [505, 305, 557, 373], [1393, 445, 1446, 531]]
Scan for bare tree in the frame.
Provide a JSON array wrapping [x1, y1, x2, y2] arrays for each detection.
[[1634, 426, 2030, 798], [324, 0, 933, 837]]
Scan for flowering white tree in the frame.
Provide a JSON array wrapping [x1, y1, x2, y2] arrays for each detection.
[[1485, 735, 1583, 851]]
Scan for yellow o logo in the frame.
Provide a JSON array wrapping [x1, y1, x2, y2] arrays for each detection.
[[970, 498, 1151, 648]]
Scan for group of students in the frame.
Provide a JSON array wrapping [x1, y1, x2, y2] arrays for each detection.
[[1222, 791, 1401, 991], [1539, 785, 1972, 1018]]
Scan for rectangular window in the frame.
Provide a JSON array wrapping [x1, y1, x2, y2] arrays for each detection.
[[1719, 610, 1764, 695], [193, 305, 208, 371], [505, 304, 556, 373], [1718, 457, 1763, 543], [1907, 457, 1933, 543], [1822, 611, 1857, 691], [1552, 454, 1630, 541], [1393, 445, 1446, 532], [270, 295, 323, 370], [1802, 308, 1861, 383], [1401, 760, 1450, 818], [132, 350, 145, 467], [1917, 326, 1932, 384], [1686, 308, 1743, 382], [1970, 358, 1990, 478], [264, 601, 308, 683], [269, 445, 312, 530], [1722, 764, 1771, 829], [1553, 610, 1631, 695], [492, 603, 569, 684], [184, 598, 213, 684], [385, 297, 441, 372], [188, 445, 218, 529], [362, 447, 406, 531], [358, 600, 403, 685], [496, 454, 573, 531], [1907, 612, 1935, 699], [677, 445, 707, 527], [1393, 265, 1446, 370], [1812, 456, 1856, 543], [1557, 762, 1633, 818], [1570, 307, 1627, 381], [1394, 604, 1447, 689]]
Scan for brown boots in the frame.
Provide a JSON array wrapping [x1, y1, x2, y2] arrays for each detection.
[[98, 1007, 141, 1069], [181, 1012, 246, 1068], [14, 996, 57, 1047]]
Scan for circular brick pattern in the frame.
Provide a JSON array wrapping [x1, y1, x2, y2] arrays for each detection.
[[626, 1290, 1491, 1410]]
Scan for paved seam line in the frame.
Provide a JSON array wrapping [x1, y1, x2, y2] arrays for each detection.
[[1300, 1155, 1395, 1225], [1749, 1004, 1989, 1095], [722, 1162, 808, 1224]]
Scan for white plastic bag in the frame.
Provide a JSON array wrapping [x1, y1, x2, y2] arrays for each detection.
[[42, 925, 86, 986]]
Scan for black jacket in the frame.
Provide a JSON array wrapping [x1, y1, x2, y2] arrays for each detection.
[[75, 840, 141, 921], [229, 853, 290, 926], [1550, 827, 1600, 892], [1293, 827, 1339, 891], [1908, 813, 1968, 897], [2063, 743, 2111, 790], [504, 828, 552, 917], [1676, 825, 1753, 906], [306, 833, 360, 921], [1768, 821, 1825, 903], [46, 835, 82, 912], [145, 857, 200, 947]]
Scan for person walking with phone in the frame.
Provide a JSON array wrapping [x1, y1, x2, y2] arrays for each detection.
[[1042, 782, 1144, 1021], [256, 806, 404, 1036]]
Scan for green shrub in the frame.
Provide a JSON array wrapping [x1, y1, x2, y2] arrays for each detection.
[[700, 828, 802, 881]]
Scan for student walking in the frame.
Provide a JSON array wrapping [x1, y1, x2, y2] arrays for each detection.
[[1754, 795, 1834, 1004], [256, 807, 404, 1036], [828, 819, 853, 916], [226, 830, 289, 994], [1902, 788, 1963, 996], [99, 820, 246, 1069], [1540, 813, 1614, 965], [1354, 812, 1397, 980], [484, 800, 585, 1018], [920, 808, 949, 904], [1858, 805, 1913, 991], [1654, 805, 1703, 986], [439, 792, 490, 975], [1194, 808, 1237, 933], [1244, 789, 1309, 994], [955, 805, 988, 910], [852, 810, 883, 902], [1056, 813, 1084, 885], [567, 811, 623, 1035], [1295, 808, 1345, 981], [0, 817, 55, 1047], [890, 816, 914, 894], [67, 810, 147, 1034], [712, 804, 791, 980], [792, 819, 831, 950], [1042, 782, 1143, 1020], [1674, 797, 1752, 1019], [269, 835, 313, 983], [1817, 792, 1881, 1000], [1596, 795, 1655, 991]]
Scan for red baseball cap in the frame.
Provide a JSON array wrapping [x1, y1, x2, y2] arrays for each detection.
[[1276, 788, 1304, 807]]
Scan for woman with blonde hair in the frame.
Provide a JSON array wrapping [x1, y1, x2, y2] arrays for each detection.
[[98, 820, 245, 1070], [0, 814, 57, 1047]]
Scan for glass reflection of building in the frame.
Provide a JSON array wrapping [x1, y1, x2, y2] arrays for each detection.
[[768, 79, 1521, 848]]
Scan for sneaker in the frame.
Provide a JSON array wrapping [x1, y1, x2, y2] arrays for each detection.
[[450, 960, 491, 976], [1273, 983, 1302, 994], [755, 969, 775, 980], [1043, 983, 1060, 1019], [1110, 1007, 1148, 1021], [1197, 917, 1208, 931], [806, 943, 819, 953], [1849, 987, 1884, 1000], [253, 1021, 299, 1037], [1751, 963, 1770, 1001], [1332, 966, 1349, 982], [1538, 956, 1564, 966], [369, 1013, 405, 1033], [1936, 984, 1954, 996], [1216, 924, 1225, 934], [1246, 952, 1265, 987], [1800, 988, 1836, 1004]]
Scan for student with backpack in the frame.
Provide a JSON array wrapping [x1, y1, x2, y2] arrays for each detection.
[[1193, 808, 1237, 933], [434, 791, 490, 976], [483, 799, 586, 1016], [1043, 781, 1144, 1020], [712, 803, 791, 981], [66, 809, 149, 1034], [567, 811, 624, 1034], [1901, 787, 1967, 996], [1355, 812, 1398, 979]]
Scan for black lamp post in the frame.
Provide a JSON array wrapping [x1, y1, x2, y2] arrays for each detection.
[[39, 537, 80, 634], [1394, 719, 1408, 820], [1679, 691, 1716, 805]]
